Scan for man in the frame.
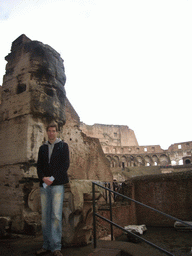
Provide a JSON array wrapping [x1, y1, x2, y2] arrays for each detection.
[[36, 122, 70, 256]]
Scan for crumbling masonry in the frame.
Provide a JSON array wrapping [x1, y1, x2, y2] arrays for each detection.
[[80, 123, 192, 168], [0, 34, 112, 244], [0, 35, 191, 244]]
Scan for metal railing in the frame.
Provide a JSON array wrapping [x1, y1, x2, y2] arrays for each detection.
[[92, 181, 192, 256]]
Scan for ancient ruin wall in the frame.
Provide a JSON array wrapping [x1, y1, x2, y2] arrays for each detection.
[[0, 35, 112, 241], [0, 34, 67, 166], [80, 123, 139, 150], [105, 141, 192, 169], [1, 34, 191, 243], [133, 171, 192, 226], [61, 98, 112, 181], [80, 123, 192, 168], [96, 169, 192, 238]]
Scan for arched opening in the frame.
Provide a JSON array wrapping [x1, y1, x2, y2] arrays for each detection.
[[113, 156, 120, 167], [152, 155, 159, 166], [179, 159, 183, 165], [159, 154, 170, 166], [185, 159, 191, 164], [106, 156, 112, 167], [144, 155, 152, 166], [136, 156, 144, 166], [121, 156, 127, 169], [17, 84, 26, 94]]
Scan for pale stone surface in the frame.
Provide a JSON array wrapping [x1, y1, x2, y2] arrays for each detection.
[[28, 187, 41, 212], [99, 234, 112, 241], [80, 123, 192, 169], [124, 224, 147, 235], [174, 221, 192, 231], [80, 123, 139, 149], [0, 116, 45, 165], [61, 98, 113, 182], [62, 180, 105, 245]]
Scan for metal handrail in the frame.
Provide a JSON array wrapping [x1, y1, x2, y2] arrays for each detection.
[[92, 181, 192, 256]]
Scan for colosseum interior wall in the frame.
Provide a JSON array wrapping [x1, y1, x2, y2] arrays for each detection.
[[0, 34, 112, 244], [0, 34, 191, 245]]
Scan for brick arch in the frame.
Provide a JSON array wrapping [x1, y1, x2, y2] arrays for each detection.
[[184, 158, 191, 165], [144, 155, 153, 166], [159, 154, 170, 166], [152, 155, 159, 166], [113, 155, 120, 167], [135, 156, 145, 166], [120, 155, 127, 168], [127, 155, 136, 167], [106, 155, 113, 167]]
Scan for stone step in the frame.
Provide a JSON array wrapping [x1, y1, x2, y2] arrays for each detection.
[[174, 221, 192, 231], [88, 248, 121, 256]]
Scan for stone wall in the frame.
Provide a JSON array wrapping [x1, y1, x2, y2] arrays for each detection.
[[105, 141, 192, 168], [80, 123, 192, 168], [133, 171, 192, 226], [80, 123, 139, 149], [98, 202, 137, 238], [0, 34, 112, 244], [0, 34, 191, 245], [0, 34, 67, 166], [96, 170, 192, 238], [61, 98, 112, 181]]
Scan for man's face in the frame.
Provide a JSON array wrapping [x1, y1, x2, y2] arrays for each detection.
[[47, 127, 57, 142]]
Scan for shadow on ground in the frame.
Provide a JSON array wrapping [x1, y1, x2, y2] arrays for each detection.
[[0, 227, 191, 256]]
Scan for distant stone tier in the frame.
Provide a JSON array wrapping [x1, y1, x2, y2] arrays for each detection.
[[80, 123, 192, 167], [80, 122, 139, 147]]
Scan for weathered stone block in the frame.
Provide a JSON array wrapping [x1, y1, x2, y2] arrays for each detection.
[[0, 35, 113, 245], [1, 34, 67, 125], [0, 116, 45, 165], [0, 217, 11, 237]]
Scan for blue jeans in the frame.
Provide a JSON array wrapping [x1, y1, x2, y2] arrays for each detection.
[[40, 185, 64, 252]]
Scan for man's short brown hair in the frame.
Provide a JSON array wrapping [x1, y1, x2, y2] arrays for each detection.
[[46, 122, 58, 132]]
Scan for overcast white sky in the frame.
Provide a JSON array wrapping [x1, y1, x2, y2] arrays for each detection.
[[0, 0, 192, 149]]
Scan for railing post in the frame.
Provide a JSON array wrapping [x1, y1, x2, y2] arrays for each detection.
[[92, 181, 189, 256], [104, 182, 108, 203], [122, 182, 125, 201], [92, 182, 97, 248], [108, 183, 113, 241]]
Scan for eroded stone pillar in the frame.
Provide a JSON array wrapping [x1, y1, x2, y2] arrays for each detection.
[[0, 35, 113, 244], [0, 34, 67, 234]]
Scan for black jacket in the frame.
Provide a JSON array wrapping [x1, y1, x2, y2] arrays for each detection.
[[37, 140, 70, 187]]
